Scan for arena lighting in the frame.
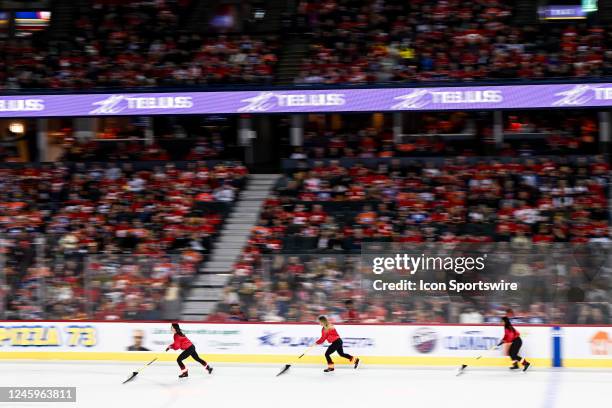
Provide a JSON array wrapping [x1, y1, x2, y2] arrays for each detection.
[[582, 0, 598, 12], [253, 9, 266, 19], [8, 122, 24, 134]]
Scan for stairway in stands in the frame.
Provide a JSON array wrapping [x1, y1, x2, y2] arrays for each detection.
[[50, 0, 86, 39], [181, 174, 280, 320], [514, 0, 538, 25], [599, 1, 612, 23], [276, 37, 309, 85]]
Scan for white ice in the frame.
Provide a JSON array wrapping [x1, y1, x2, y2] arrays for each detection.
[[1, 361, 610, 408]]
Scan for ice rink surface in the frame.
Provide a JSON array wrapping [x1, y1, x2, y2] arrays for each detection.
[[1, 361, 610, 408]]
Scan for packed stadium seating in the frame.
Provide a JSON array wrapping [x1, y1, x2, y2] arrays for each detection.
[[1, 0, 611, 89], [208, 155, 611, 324], [2, 0, 278, 89], [1, 161, 247, 319], [294, 0, 612, 84], [1, 0, 611, 326], [211, 248, 611, 325]]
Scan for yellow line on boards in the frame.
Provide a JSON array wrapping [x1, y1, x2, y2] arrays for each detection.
[[0, 352, 552, 367], [562, 359, 612, 368]]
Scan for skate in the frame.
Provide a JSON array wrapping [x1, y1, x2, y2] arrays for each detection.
[[522, 361, 531, 372], [323, 367, 335, 373], [206, 365, 213, 374], [509, 363, 520, 370], [353, 358, 360, 369], [179, 370, 188, 378]]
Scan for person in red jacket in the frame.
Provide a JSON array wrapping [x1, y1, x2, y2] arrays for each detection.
[[316, 315, 360, 373], [166, 323, 213, 378], [498, 316, 530, 371]]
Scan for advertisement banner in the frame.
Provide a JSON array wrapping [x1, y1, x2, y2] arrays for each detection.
[[1, 82, 612, 118], [0, 323, 99, 349], [0, 322, 245, 353], [0, 322, 557, 367], [538, 5, 586, 19], [562, 327, 612, 367]]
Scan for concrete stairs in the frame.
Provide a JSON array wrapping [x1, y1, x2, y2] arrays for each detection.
[[181, 174, 280, 320], [185, 0, 213, 33], [50, 0, 84, 39], [514, 0, 538, 25], [276, 37, 310, 85], [599, 1, 612, 23], [250, 0, 289, 34]]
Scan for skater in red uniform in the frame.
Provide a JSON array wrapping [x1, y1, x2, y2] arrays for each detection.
[[166, 323, 213, 378], [498, 316, 530, 371], [316, 315, 359, 372]]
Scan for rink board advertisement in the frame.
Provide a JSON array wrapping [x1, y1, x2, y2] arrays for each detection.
[[1, 82, 612, 118], [561, 327, 612, 367], [0, 322, 565, 367]]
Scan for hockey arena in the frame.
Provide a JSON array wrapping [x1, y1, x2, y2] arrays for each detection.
[[1, 1, 612, 407]]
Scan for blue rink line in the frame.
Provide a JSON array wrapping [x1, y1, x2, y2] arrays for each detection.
[[552, 327, 562, 368], [542, 326, 563, 408], [542, 370, 562, 408]]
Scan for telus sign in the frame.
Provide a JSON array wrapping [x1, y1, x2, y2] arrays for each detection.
[[238, 92, 346, 112], [1, 83, 612, 118], [89, 95, 194, 114], [0, 98, 45, 112]]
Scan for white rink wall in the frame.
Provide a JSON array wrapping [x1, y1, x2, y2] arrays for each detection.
[[0, 322, 608, 368], [561, 326, 612, 367]]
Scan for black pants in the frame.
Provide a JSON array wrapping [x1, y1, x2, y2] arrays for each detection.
[[508, 337, 523, 362], [325, 339, 353, 365], [177, 345, 208, 370]]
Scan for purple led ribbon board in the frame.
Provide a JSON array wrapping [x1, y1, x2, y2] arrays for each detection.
[[538, 5, 586, 19], [0, 83, 611, 118]]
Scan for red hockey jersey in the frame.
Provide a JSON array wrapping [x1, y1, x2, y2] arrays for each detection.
[[169, 333, 193, 350], [502, 327, 520, 343], [316, 327, 341, 345]]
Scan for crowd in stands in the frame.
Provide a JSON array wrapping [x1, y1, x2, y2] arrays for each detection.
[[1, 161, 247, 319], [294, 0, 612, 84], [212, 250, 611, 325], [209, 155, 611, 323], [2, 0, 612, 325], [2, 154, 609, 323], [1, 0, 611, 88], [1, 0, 278, 89], [265, 156, 610, 247]]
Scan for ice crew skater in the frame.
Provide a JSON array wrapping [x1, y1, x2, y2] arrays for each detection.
[[498, 316, 531, 371], [166, 323, 213, 378], [316, 315, 360, 372]]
